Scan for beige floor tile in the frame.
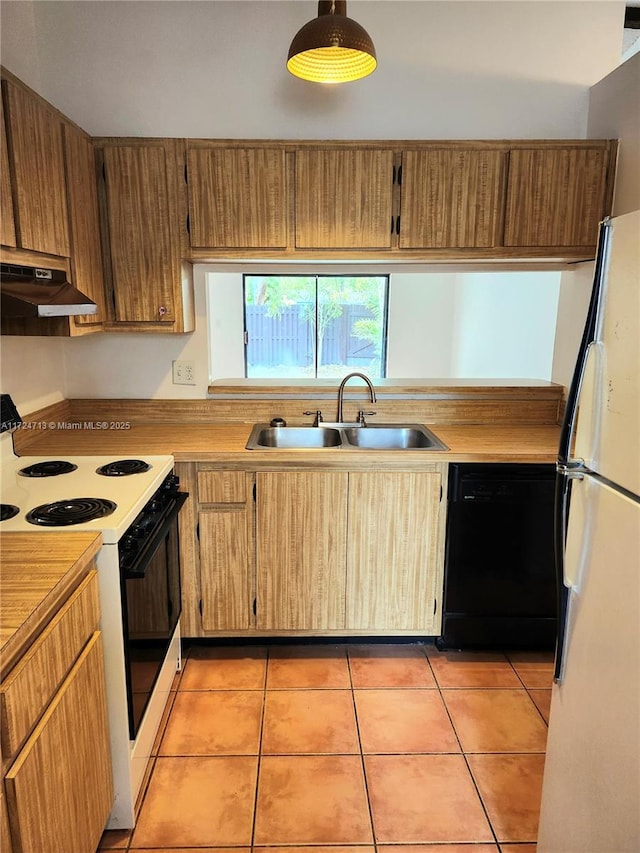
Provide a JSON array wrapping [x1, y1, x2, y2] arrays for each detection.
[[254, 755, 373, 844], [160, 690, 263, 755], [442, 689, 548, 753], [355, 689, 460, 753], [98, 828, 132, 849], [528, 688, 552, 724], [256, 848, 375, 853], [468, 753, 546, 842], [507, 651, 555, 689], [365, 754, 493, 843], [267, 645, 351, 689], [379, 847, 498, 853], [131, 756, 257, 847], [348, 644, 436, 688], [500, 846, 538, 852], [180, 645, 267, 690], [262, 689, 359, 753], [428, 650, 522, 688]]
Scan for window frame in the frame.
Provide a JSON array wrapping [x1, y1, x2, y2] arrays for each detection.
[[241, 273, 389, 380]]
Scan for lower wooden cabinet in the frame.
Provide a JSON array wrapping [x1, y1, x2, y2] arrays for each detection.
[[346, 471, 443, 632], [197, 470, 254, 632], [4, 633, 113, 853], [184, 463, 447, 637], [1, 570, 113, 853], [256, 471, 348, 631]]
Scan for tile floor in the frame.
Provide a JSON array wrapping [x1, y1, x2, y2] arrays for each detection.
[[98, 643, 554, 852]]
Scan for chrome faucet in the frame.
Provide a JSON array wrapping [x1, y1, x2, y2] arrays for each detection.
[[336, 372, 377, 423]]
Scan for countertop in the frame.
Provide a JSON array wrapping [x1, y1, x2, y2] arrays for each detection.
[[11, 422, 560, 464], [0, 532, 102, 674]]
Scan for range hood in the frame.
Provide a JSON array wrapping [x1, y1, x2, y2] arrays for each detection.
[[0, 263, 98, 318]]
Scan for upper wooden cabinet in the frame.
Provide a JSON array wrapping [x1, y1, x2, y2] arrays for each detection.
[[0, 91, 16, 249], [97, 138, 194, 331], [1, 72, 105, 337], [294, 148, 394, 249], [504, 145, 612, 249], [186, 139, 615, 261], [187, 146, 287, 249], [63, 122, 106, 329], [398, 148, 506, 249], [2, 79, 70, 258]]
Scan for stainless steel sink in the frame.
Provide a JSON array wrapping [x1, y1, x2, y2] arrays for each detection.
[[246, 426, 342, 449], [342, 425, 448, 450], [246, 423, 448, 451]]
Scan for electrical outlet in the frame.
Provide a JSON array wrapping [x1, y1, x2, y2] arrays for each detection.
[[172, 360, 196, 385]]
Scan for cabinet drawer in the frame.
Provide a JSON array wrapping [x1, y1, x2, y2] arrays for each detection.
[[5, 632, 113, 853], [198, 470, 248, 503], [0, 571, 99, 760]]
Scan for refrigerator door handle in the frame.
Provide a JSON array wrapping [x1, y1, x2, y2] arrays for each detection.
[[558, 219, 611, 466], [553, 468, 572, 683]]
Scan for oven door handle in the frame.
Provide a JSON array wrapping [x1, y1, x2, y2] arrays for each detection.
[[123, 491, 188, 580]]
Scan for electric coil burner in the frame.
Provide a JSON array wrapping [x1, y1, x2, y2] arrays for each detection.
[[96, 459, 151, 477], [19, 460, 78, 477], [26, 497, 117, 526], [1, 504, 19, 521]]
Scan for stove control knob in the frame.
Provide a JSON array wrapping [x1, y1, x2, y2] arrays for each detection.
[[122, 534, 138, 551]]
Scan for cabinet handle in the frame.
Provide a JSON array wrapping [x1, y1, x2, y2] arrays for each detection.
[[159, 306, 168, 318], [395, 216, 401, 235]]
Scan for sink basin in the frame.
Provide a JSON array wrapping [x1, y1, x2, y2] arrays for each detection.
[[246, 426, 342, 449], [343, 425, 448, 450], [246, 422, 448, 451]]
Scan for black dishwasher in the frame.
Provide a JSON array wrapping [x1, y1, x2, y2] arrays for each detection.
[[438, 463, 557, 650]]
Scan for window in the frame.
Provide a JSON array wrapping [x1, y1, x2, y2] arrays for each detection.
[[242, 275, 388, 379]]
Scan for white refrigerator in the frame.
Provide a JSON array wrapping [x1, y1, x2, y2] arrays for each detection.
[[537, 210, 640, 851]]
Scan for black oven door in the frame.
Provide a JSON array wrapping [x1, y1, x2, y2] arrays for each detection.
[[120, 492, 187, 739]]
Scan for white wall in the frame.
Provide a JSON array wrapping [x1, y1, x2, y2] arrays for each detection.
[[0, 336, 67, 414], [452, 272, 560, 379], [387, 274, 456, 377], [204, 270, 561, 385], [0, 1, 624, 139]]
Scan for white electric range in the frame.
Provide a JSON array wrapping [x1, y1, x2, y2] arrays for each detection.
[[0, 434, 185, 829]]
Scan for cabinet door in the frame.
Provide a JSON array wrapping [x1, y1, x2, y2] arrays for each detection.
[[199, 508, 253, 631], [3, 80, 70, 257], [504, 147, 609, 248], [63, 123, 105, 328], [346, 471, 442, 631], [399, 149, 505, 248], [256, 472, 348, 630], [187, 147, 287, 248], [5, 633, 113, 853], [102, 144, 177, 322], [1, 91, 16, 248], [295, 149, 394, 249]]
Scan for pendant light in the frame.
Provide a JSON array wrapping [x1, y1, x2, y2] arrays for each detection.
[[287, 0, 377, 84]]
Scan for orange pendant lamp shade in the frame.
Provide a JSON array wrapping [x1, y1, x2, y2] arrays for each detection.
[[287, 0, 377, 84]]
